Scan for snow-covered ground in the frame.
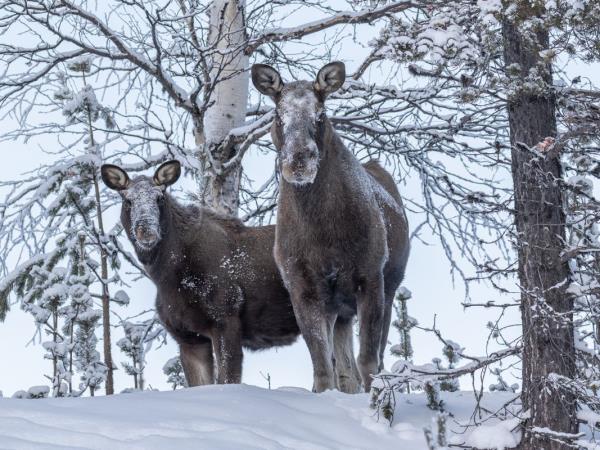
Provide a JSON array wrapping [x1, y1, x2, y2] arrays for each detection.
[[0, 385, 518, 450]]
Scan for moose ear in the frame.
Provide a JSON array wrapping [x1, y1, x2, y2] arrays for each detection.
[[153, 160, 181, 188], [251, 64, 284, 98], [314, 61, 345, 97], [101, 164, 130, 191]]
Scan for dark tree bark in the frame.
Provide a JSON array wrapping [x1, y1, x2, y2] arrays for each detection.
[[503, 5, 577, 449], [93, 173, 114, 396]]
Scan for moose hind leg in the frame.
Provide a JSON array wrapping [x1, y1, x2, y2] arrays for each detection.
[[356, 274, 385, 392], [179, 339, 215, 386], [378, 288, 395, 373], [333, 317, 361, 394]]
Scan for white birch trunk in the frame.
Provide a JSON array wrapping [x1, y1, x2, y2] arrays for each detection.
[[200, 0, 249, 217]]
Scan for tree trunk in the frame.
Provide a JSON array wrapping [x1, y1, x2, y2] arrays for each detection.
[[52, 308, 58, 396], [93, 172, 114, 396], [68, 322, 74, 395], [199, 0, 249, 217], [139, 366, 145, 391], [502, 6, 577, 449], [83, 70, 114, 396]]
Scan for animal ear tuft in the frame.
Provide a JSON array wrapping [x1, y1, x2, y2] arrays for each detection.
[[251, 64, 284, 98], [101, 164, 130, 191], [153, 160, 181, 188], [314, 61, 346, 97]]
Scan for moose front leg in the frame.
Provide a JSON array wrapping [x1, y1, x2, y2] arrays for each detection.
[[333, 317, 361, 394], [180, 338, 215, 386], [212, 318, 243, 384], [290, 286, 336, 393], [356, 273, 385, 392]]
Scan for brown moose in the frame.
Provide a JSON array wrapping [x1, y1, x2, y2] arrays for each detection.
[[101, 161, 299, 386], [252, 62, 410, 392]]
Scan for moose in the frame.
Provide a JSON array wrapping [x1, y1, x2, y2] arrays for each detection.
[[101, 161, 300, 386], [252, 62, 410, 393]]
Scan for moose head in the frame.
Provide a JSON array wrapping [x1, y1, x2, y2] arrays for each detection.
[[101, 160, 181, 252], [251, 62, 345, 185]]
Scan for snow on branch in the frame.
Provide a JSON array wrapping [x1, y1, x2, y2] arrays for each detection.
[[0, 253, 53, 321], [245, 1, 421, 53], [221, 111, 275, 173], [58, 0, 191, 110], [374, 346, 520, 386]]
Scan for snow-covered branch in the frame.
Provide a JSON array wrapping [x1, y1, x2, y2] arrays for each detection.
[[245, 1, 421, 53]]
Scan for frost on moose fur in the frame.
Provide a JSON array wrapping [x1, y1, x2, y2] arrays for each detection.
[[121, 183, 164, 248], [277, 84, 321, 184]]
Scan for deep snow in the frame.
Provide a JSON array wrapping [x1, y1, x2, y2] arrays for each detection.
[[0, 384, 519, 450]]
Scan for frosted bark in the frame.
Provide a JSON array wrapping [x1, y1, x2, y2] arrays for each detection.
[[200, 0, 249, 217], [502, 7, 577, 449]]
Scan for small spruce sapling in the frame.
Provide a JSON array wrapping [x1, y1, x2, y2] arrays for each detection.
[[118, 317, 165, 391], [438, 340, 463, 392], [389, 287, 416, 395], [489, 367, 518, 393], [12, 386, 51, 399], [64, 234, 106, 396], [163, 356, 186, 390], [423, 340, 464, 410], [117, 321, 148, 391], [423, 413, 449, 450], [424, 380, 444, 411], [370, 287, 416, 422], [390, 287, 416, 361]]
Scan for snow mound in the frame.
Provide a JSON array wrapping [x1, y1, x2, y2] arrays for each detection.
[[0, 384, 517, 450]]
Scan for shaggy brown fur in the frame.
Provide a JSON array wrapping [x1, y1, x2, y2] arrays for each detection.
[[101, 161, 299, 386], [252, 62, 410, 393]]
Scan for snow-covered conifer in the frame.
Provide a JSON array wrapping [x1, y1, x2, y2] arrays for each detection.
[[163, 356, 186, 390], [0, 60, 125, 395], [390, 287, 416, 362], [118, 318, 165, 391]]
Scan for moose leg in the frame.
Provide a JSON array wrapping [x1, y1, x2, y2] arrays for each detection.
[[180, 339, 215, 386], [212, 318, 243, 384], [291, 288, 336, 393], [356, 274, 385, 392], [333, 317, 361, 394], [378, 287, 396, 373]]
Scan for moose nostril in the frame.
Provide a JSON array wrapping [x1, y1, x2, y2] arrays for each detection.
[[294, 160, 306, 172], [294, 153, 308, 165], [135, 227, 156, 243]]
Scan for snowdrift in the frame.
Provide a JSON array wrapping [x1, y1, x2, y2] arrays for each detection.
[[0, 384, 517, 449]]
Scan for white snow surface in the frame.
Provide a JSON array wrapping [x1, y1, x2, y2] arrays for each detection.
[[0, 384, 519, 450]]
